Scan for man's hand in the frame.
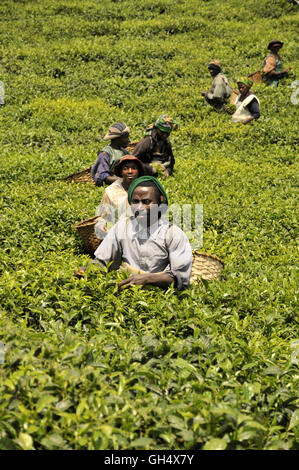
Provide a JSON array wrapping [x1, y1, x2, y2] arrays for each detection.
[[243, 116, 255, 125], [117, 273, 174, 293], [74, 266, 88, 278], [117, 274, 151, 293], [104, 175, 119, 185]]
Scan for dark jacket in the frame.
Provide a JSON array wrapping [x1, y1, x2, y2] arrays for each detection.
[[133, 127, 175, 173]]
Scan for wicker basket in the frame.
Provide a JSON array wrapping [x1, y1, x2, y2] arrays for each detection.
[[75, 216, 102, 255], [191, 251, 224, 282], [230, 88, 239, 104], [64, 166, 94, 184], [248, 70, 263, 84]]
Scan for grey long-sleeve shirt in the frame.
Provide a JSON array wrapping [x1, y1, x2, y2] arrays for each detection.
[[206, 72, 231, 101], [94, 216, 193, 290]]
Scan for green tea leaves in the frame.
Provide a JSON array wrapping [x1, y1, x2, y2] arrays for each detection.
[[1, 0, 298, 451]]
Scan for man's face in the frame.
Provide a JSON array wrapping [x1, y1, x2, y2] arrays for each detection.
[[113, 133, 130, 148], [131, 186, 160, 227], [271, 45, 281, 54], [238, 82, 249, 95], [121, 162, 139, 184], [208, 67, 218, 77], [156, 128, 170, 141]]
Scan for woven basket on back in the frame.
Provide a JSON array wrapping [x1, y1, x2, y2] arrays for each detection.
[[230, 88, 239, 104], [191, 251, 224, 282], [64, 142, 137, 184], [248, 70, 263, 83], [75, 216, 102, 255]]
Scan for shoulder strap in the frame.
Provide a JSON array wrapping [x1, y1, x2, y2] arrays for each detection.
[[240, 94, 257, 107]]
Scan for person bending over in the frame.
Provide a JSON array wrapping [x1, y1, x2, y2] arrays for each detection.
[[91, 122, 131, 186], [202, 60, 232, 109], [133, 116, 178, 179]]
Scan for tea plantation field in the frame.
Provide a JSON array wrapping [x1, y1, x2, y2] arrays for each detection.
[[0, 0, 298, 451]]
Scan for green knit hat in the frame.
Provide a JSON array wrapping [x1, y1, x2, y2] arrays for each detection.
[[127, 176, 168, 206]]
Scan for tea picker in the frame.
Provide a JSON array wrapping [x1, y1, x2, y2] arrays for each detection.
[[75, 156, 144, 255], [201, 60, 232, 110], [91, 122, 131, 186], [74, 177, 225, 289], [263, 39, 293, 87], [74, 177, 193, 291], [231, 76, 260, 124], [133, 115, 179, 179]]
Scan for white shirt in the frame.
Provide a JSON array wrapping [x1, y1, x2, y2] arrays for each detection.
[[232, 94, 260, 123], [94, 216, 193, 290]]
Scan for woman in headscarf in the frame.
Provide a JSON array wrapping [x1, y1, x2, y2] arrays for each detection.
[[94, 155, 144, 239], [232, 76, 260, 124], [133, 115, 179, 179], [263, 40, 292, 87], [91, 122, 131, 186], [202, 60, 232, 109]]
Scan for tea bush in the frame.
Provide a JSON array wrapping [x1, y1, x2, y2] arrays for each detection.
[[0, 0, 298, 450]]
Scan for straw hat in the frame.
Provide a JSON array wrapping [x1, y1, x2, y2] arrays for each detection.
[[208, 59, 222, 70]]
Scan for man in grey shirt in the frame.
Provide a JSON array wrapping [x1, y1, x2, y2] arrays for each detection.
[[202, 60, 232, 109], [93, 176, 192, 292]]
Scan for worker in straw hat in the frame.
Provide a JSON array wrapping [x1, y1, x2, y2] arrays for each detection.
[[133, 115, 179, 179], [76, 176, 193, 291], [231, 76, 260, 124], [201, 60, 232, 109], [263, 40, 293, 87], [91, 122, 131, 186]]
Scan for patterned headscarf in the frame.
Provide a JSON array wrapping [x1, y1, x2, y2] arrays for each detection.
[[103, 122, 130, 141], [154, 115, 179, 134], [237, 76, 253, 89], [127, 176, 168, 206]]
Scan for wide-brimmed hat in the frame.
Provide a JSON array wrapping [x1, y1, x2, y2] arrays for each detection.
[[103, 122, 130, 141], [267, 39, 284, 50], [114, 155, 145, 177]]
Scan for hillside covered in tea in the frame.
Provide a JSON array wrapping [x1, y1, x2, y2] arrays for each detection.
[[0, 0, 298, 451]]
